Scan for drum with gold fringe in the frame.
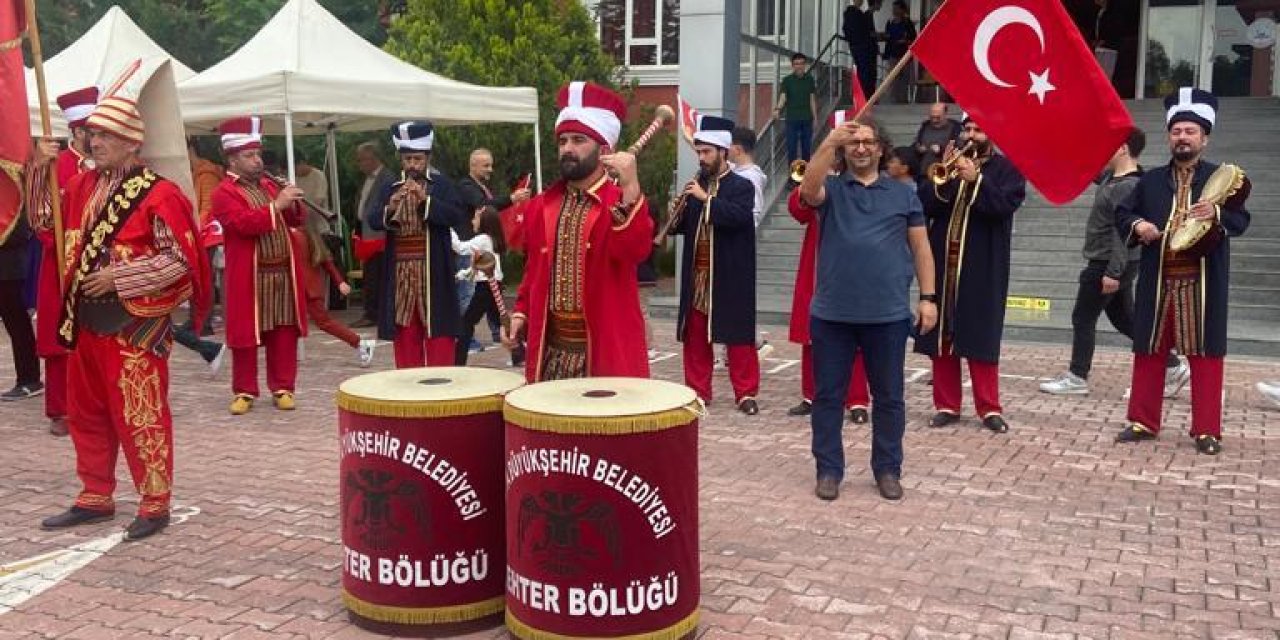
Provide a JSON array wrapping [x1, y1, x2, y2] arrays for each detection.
[[503, 377, 702, 640], [336, 367, 525, 634]]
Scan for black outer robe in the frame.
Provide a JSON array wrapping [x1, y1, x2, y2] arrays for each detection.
[[367, 167, 466, 342], [673, 170, 758, 346], [1113, 160, 1250, 358], [914, 154, 1026, 363]]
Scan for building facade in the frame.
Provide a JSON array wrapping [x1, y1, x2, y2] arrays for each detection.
[[587, 0, 1278, 115]]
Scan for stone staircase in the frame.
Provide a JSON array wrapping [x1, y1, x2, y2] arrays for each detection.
[[654, 98, 1280, 358]]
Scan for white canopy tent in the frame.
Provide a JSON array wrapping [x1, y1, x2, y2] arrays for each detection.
[[178, 0, 544, 226], [26, 6, 196, 138]]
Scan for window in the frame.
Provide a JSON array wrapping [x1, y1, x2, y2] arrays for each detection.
[[596, 0, 680, 67], [756, 0, 787, 37]]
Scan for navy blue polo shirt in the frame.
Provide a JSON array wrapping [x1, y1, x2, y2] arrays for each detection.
[[812, 173, 925, 324]]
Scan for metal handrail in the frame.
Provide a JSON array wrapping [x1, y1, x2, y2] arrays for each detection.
[[751, 34, 847, 228]]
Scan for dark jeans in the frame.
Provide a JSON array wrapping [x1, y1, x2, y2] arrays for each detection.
[[0, 279, 39, 385], [361, 253, 385, 321], [811, 316, 910, 481], [853, 52, 877, 98], [1069, 260, 1177, 378], [454, 281, 523, 365], [174, 322, 223, 363], [785, 118, 813, 164]]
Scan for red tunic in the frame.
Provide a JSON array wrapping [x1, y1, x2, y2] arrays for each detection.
[[513, 174, 653, 382], [30, 148, 93, 356], [787, 188, 820, 345], [59, 167, 203, 344], [211, 175, 309, 349]]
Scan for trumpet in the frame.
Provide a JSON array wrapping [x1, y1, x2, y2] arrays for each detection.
[[927, 140, 977, 185], [789, 159, 806, 184], [265, 172, 340, 221]]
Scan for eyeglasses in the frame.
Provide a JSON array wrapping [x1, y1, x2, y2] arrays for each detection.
[[848, 140, 879, 148]]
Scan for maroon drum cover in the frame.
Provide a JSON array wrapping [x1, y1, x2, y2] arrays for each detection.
[[337, 367, 524, 631], [504, 378, 701, 639]]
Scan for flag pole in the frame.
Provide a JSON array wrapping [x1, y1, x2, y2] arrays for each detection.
[[850, 52, 915, 122], [23, 0, 63, 293]]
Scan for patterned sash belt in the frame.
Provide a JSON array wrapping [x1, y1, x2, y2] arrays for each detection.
[[547, 311, 587, 349], [396, 234, 426, 258]]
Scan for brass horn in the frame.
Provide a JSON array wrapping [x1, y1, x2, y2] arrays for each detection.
[[927, 140, 977, 186], [789, 159, 806, 184]]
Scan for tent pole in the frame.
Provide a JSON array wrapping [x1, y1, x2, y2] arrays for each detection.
[[284, 113, 297, 182], [532, 115, 543, 192], [325, 126, 347, 267]]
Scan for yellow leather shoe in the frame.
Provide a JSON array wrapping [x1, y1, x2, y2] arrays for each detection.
[[272, 391, 296, 411], [229, 394, 254, 415]]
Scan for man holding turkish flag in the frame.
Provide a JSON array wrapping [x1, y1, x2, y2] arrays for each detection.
[[0, 0, 27, 245], [910, 0, 1133, 204]]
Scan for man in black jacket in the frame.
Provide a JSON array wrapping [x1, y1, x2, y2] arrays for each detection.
[[455, 148, 531, 346], [0, 216, 41, 401], [843, 0, 879, 99]]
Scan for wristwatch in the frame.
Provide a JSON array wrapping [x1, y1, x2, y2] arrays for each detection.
[[919, 293, 938, 303]]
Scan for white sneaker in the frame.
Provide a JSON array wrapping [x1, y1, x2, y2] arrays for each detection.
[[1163, 358, 1190, 398], [1256, 380, 1280, 408], [756, 340, 774, 362], [357, 339, 377, 368], [208, 344, 227, 377], [1039, 371, 1089, 395]]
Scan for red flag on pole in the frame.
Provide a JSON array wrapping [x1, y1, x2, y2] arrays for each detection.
[[851, 65, 870, 115], [909, 0, 1133, 204], [675, 94, 699, 148], [499, 172, 532, 252], [0, 0, 29, 244]]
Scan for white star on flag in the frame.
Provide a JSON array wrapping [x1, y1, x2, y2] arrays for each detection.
[[1028, 69, 1055, 104]]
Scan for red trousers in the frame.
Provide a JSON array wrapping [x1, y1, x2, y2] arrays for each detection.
[[932, 354, 1002, 418], [683, 310, 760, 403], [44, 354, 67, 419], [392, 315, 456, 368], [232, 325, 300, 396], [68, 331, 173, 517], [307, 297, 360, 348], [801, 344, 870, 408], [1127, 307, 1223, 437]]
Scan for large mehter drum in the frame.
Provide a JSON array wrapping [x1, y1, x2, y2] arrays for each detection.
[[503, 377, 701, 639], [337, 367, 524, 634]]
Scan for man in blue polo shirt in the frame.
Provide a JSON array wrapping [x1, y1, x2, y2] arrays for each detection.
[[798, 119, 937, 502]]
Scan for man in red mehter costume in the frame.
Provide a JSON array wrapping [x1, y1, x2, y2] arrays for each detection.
[[211, 116, 308, 415], [25, 87, 99, 436], [503, 81, 652, 382], [38, 75, 205, 541], [786, 108, 872, 424]]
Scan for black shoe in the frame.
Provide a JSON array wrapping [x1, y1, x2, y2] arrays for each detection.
[[1116, 423, 1157, 443], [787, 400, 812, 416], [815, 475, 840, 501], [928, 411, 960, 428], [848, 407, 869, 424], [41, 506, 114, 530], [738, 399, 759, 416], [982, 415, 1009, 433], [1194, 434, 1222, 455], [874, 472, 903, 501], [1, 382, 45, 401], [123, 514, 171, 541]]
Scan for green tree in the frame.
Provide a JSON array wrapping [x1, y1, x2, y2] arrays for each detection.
[[386, 0, 615, 185], [385, 0, 677, 267]]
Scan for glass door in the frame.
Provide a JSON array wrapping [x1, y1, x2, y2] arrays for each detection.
[[1143, 0, 1204, 98]]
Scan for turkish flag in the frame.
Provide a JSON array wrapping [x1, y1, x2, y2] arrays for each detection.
[[851, 66, 870, 114], [676, 94, 699, 148], [499, 173, 532, 253], [0, 0, 29, 244], [910, 0, 1133, 204]]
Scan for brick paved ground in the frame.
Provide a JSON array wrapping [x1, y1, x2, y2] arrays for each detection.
[[0, 309, 1278, 639]]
